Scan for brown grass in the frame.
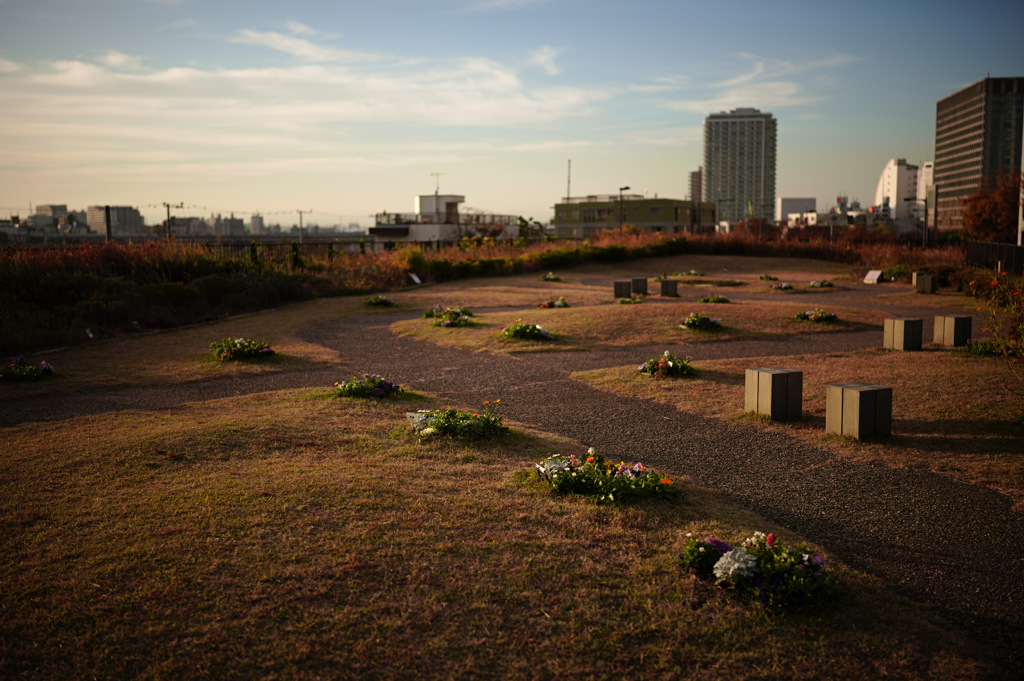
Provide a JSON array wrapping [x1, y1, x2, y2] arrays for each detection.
[[0, 389, 988, 679]]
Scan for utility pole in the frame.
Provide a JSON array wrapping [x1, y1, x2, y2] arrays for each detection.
[[297, 209, 312, 244], [162, 202, 183, 239], [430, 172, 444, 224]]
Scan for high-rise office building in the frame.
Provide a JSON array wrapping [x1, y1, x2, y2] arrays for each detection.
[[702, 108, 777, 224], [933, 77, 1024, 231]]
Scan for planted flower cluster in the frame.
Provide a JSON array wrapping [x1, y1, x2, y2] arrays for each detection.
[[501, 319, 554, 341], [679, 531, 835, 611], [424, 305, 475, 328], [759, 274, 777, 281], [209, 337, 275, 362], [538, 297, 570, 309], [0, 356, 54, 381], [638, 350, 695, 379], [770, 282, 793, 290], [617, 296, 641, 305], [535, 448, 678, 504], [364, 294, 395, 307], [809, 280, 833, 288], [680, 311, 720, 330], [698, 294, 730, 304], [407, 401, 507, 439], [794, 309, 837, 323], [334, 374, 403, 398], [541, 272, 562, 282]]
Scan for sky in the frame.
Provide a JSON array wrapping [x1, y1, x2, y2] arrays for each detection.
[[1, 0, 1023, 229]]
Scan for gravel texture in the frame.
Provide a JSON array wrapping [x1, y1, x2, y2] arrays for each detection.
[[5, 283, 1023, 677]]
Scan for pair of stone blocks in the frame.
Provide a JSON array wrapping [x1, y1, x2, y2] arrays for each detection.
[[613, 278, 679, 297], [744, 367, 802, 421], [883, 315, 972, 350], [825, 383, 892, 439], [914, 272, 937, 293]]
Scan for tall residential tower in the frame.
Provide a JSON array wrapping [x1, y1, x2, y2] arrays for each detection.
[[933, 77, 1024, 231], [702, 108, 777, 225]]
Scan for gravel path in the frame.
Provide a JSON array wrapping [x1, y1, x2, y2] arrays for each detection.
[[5, 287, 1023, 677]]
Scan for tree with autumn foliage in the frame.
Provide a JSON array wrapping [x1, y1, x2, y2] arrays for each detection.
[[962, 169, 1022, 242]]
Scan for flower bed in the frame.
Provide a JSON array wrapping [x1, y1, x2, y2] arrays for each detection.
[[424, 305, 475, 328], [538, 297, 570, 309], [794, 309, 837, 323], [407, 401, 507, 439], [364, 294, 395, 307], [770, 282, 792, 290], [0, 356, 54, 381], [679, 531, 835, 611], [209, 337, 275, 362], [334, 374, 403, 398], [680, 311, 721, 330], [535, 448, 678, 504], [500, 320, 554, 341], [759, 274, 777, 281], [617, 296, 641, 305], [541, 271, 562, 282], [698, 294, 730, 304], [638, 350, 695, 379], [809, 280, 833, 288]]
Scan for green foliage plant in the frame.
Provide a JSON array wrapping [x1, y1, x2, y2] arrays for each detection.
[[678, 531, 836, 612], [680, 311, 721, 330], [758, 274, 777, 281], [541, 271, 561, 282], [617, 296, 641, 305], [538, 297, 570, 308], [334, 374, 403, 398], [0, 356, 54, 381], [364, 294, 394, 307], [969, 274, 1024, 395], [637, 350, 695, 379], [809, 279, 833, 288], [500, 319, 554, 341], [535, 448, 679, 504], [794, 309, 837, 323], [209, 337, 275, 362], [406, 401, 507, 439], [698, 294, 730, 304]]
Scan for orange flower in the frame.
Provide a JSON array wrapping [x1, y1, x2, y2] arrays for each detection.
[[968, 280, 976, 286], [661, 477, 672, 485], [472, 413, 479, 417], [586, 456, 595, 463], [484, 401, 490, 405]]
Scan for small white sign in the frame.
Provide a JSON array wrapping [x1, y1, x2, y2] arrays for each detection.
[[408, 273, 422, 285], [864, 270, 883, 284]]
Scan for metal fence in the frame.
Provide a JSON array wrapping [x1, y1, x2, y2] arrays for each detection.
[[966, 240, 1024, 274]]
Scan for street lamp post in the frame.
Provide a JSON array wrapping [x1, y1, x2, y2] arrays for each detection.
[[619, 186, 630, 230]]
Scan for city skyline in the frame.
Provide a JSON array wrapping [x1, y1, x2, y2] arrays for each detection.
[[1, 0, 1023, 228]]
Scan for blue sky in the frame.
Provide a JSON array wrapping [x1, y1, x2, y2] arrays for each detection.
[[1, 0, 1022, 228]]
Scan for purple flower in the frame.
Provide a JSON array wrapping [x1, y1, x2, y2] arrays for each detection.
[[705, 538, 731, 554]]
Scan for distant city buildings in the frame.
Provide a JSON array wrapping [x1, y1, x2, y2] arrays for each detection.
[[250, 213, 265, 234], [702, 108, 777, 225], [688, 168, 702, 203], [776, 198, 815, 224], [551, 195, 716, 238], [370, 194, 518, 244], [873, 158, 932, 232], [86, 205, 144, 236], [933, 76, 1024, 231]]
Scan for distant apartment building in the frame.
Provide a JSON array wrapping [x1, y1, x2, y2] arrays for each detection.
[[933, 76, 1024, 231], [873, 158, 932, 232], [551, 195, 716, 238], [688, 168, 702, 202], [370, 194, 518, 244], [251, 213, 265, 235], [86, 205, 144, 236], [702, 108, 777, 224], [776, 197, 815, 223]]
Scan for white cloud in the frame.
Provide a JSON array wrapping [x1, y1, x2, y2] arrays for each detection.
[[0, 58, 22, 73], [231, 29, 379, 62], [466, 0, 550, 11], [97, 50, 146, 71], [528, 46, 561, 76], [285, 20, 316, 35]]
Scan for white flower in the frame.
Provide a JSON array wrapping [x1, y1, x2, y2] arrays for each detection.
[[587, 447, 595, 456], [419, 427, 436, 437], [713, 547, 759, 584]]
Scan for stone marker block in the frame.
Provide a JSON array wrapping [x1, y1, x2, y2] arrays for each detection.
[[916, 273, 937, 294], [744, 367, 802, 420], [631, 277, 648, 295], [613, 280, 632, 298], [933, 315, 972, 347], [660, 279, 678, 297], [826, 382, 892, 439], [864, 270, 884, 284], [883, 318, 923, 351]]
